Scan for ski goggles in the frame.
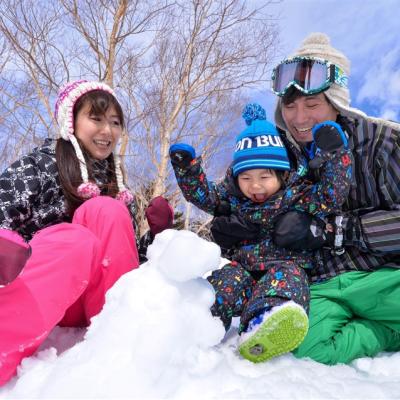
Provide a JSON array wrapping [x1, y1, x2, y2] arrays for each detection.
[[271, 56, 348, 96]]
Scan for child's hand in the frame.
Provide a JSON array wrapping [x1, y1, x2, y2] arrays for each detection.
[[169, 143, 196, 168], [309, 121, 348, 169], [312, 121, 348, 152]]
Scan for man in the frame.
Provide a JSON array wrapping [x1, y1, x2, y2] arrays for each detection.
[[213, 32, 400, 364], [270, 31, 400, 364]]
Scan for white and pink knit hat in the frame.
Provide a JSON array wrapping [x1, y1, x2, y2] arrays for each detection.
[[55, 79, 133, 205]]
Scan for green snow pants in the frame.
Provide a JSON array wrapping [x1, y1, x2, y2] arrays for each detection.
[[293, 268, 400, 365]]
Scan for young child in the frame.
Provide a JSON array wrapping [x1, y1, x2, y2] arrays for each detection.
[[169, 103, 353, 363], [0, 80, 141, 385]]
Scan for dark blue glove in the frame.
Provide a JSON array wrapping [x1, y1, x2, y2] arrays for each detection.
[[169, 143, 196, 168], [214, 200, 231, 217], [211, 214, 260, 250], [273, 211, 345, 255], [273, 211, 328, 250], [308, 121, 348, 169]]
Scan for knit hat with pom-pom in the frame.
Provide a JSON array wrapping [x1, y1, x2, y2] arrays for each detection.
[[232, 103, 290, 177], [54, 80, 133, 204]]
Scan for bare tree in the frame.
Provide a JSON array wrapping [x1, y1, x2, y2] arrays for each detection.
[[0, 0, 281, 234], [0, 0, 172, 142], [0, 29, 46, 165], [59, 0, 172, 85], [122, 0, 279, 228]]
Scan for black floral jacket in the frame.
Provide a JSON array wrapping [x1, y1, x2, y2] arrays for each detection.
[[0, 138, 139, 246]]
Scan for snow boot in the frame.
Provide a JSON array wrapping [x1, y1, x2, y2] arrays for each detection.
[[238, 301, 309, 363], [0, 229, 31, 286]]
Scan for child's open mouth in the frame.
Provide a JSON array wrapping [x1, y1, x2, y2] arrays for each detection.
[[252, 194, 268, 203]]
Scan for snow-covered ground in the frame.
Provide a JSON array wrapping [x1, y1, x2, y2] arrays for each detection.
[[1, 229, 400, 399]]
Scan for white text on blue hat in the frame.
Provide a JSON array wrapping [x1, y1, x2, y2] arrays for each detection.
[[235, 135, 285, 152]]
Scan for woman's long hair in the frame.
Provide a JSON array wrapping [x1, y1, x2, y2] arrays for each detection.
[[55, 90, 125, 216]]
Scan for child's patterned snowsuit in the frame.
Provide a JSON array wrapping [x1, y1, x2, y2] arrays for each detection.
[[172, 148, 352, 332]]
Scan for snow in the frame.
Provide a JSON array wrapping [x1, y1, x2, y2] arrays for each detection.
[[1, 229, 400, 399]]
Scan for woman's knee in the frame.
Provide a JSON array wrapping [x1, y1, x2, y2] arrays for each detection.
[[79, 196, 129, 215], [31, 222, 97, 246], [29, 223, 100, 270]]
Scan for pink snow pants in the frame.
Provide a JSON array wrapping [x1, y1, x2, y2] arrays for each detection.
[[0, 196, 139, 385]]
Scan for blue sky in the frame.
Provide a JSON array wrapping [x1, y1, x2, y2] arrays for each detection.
[[253, 0, 400, 122]]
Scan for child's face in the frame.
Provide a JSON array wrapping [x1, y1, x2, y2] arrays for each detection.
[[237, 168, 282, 203], [74, 103, 122, 160]]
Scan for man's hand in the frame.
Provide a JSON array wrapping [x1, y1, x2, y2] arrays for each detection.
[[273, 211, 346, 254], [214, 200, 231, 217], [272, 211, 327, 250], [169, 143, 196, 168], [210, 214, 261, 250]]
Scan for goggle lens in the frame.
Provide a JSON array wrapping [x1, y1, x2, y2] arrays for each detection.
[[272, 58, 333, 96]]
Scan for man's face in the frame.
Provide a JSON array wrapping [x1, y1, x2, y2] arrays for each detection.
[[281, 93, 339, 144]]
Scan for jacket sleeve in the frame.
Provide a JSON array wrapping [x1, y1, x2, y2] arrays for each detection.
[[0, 155, 43, 233], [343, 210, 400, 255], [172, 157, 228, 215], [343, 128, 400, 255], [283, 147, 353, 218]]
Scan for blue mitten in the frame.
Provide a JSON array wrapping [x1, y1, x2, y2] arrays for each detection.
[[169, 143, 196, 168], [308, 121, 348, 169]]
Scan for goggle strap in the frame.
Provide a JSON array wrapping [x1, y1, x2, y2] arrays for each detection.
[[329, 64, 336, 84]]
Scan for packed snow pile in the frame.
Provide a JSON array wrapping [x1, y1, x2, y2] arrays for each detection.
[[1, 229, 400, 399]]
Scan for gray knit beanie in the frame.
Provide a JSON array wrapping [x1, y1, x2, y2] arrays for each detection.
[[293, 33, 351, 109]]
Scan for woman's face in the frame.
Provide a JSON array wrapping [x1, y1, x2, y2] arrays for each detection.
[[74, 103, 122, 160], [281, 93, 339, 144]]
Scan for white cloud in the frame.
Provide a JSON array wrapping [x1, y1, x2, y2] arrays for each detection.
[[357, 48, 400, 119], [381, 109, 398, 121]]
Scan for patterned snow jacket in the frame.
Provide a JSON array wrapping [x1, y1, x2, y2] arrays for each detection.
[[172, 147, 353, 272], [0, 138, 139, 246], [279, 115, 400, 282]]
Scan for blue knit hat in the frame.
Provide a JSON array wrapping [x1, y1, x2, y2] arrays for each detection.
[[232, 103, 290, 177]]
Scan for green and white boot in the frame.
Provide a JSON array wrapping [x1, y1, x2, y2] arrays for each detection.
[[238, 301, 309, 363]]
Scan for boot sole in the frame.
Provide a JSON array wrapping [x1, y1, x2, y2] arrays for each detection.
[[238, 305, 309, 363]]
